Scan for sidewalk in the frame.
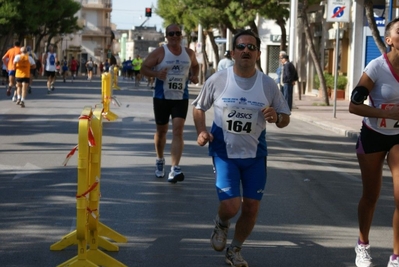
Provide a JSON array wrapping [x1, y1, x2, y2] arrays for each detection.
[[290, 93, 362, 140]]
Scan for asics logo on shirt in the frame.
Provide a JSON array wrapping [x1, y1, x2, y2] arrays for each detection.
[[169, 77, 183, 82], [227, 110, 253, 119]]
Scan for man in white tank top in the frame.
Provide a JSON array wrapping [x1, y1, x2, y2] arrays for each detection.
[[192, 29, 290, 267], [141, 23, 199, 183]]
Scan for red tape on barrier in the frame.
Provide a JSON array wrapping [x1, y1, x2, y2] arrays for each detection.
[[79, 115, 96, 147], [63, 145, 78, 166], [76, 180, 99, 199]]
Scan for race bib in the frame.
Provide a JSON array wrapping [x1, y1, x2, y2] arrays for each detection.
[[377, 103, 399, 129], [164, 74, 186, 91], [222, 107, 258, 134]]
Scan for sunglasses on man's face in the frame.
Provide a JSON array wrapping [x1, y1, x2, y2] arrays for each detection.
[[167, 31, 182, 37], [235, 43, 258, 51]]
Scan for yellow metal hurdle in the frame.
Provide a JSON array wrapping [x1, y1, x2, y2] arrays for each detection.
[[51, 105, 127, 267], [101, 73, 119, 121], [112, 65, 121, 90]]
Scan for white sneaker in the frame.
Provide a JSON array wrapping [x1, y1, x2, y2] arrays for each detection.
[[211, 219, 229, 252], [225, 246, 248, 267], [12, 96, 16, 102], [355, 242, 373, 267], [168, 166, 184, 183], [155, 158, 165, 178], [388, 256, 399, 267]]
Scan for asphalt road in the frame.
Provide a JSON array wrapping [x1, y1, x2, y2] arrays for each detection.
[[0, 76, 395, 267]]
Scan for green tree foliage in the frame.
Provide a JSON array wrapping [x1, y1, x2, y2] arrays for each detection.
[[0, 0, 81, 53]]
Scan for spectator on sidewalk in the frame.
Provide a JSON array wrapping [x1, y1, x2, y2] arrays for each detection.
[[275, 50, 287, 93], [280, 54, 298, 111]]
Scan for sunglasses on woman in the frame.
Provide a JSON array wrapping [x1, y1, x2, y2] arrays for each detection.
[[235, 43, 258, 51], [167, 31, 182, 37]]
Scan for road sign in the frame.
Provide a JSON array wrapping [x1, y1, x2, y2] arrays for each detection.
[[327, 0, 351, 22]]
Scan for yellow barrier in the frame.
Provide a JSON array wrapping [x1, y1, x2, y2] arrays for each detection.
[[51, 105, 127, 267], [101, 73, 118, 121], [112, 65, 120, 90]]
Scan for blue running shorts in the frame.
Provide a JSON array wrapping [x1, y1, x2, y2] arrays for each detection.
[[213, 156, 267, 201]]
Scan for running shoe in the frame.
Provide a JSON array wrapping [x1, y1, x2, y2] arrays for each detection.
[[225, 246, 248, 267], [16, 99, 21, 105], [6, 86, 11, 96], [167, 166, 184, 183], [211, 219, 229, 251], [155, 158, 165, 178], [388, 256, 399, 267], [355, 242, 372, 267], [12, 96, 17, 102], [20, 101, 25, 108]]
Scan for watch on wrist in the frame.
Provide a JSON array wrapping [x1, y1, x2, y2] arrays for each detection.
[[276, 113, 283, 124]]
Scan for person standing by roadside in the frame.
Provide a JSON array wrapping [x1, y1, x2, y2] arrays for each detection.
[[192, 29, 290, 267], [43, 44, 57, 93], [275, 50, 287, 93], [13, 46, 36, 108], [141, 23, 199, 183], [280, 54, 298, 111], [217, 50, 234, 71], [86, 57, 94, 81], [133, 54, 143, 86], [350, 17, 399, 267], [2, 41, 21, 100]]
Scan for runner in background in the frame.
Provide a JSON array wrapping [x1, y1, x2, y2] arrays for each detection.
[[26, 46, 37, 94]]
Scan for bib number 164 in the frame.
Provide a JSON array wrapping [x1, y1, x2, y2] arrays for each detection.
[[226, 120, 252, 133]]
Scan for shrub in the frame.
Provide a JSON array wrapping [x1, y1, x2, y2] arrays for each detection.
[[314, 72, 347, 90]]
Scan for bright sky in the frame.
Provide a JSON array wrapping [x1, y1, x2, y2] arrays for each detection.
[[111, 0, 164, 31]]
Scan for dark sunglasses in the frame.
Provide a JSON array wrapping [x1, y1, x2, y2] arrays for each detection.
[[235, 43, 258, 51], [167, 31, 182, 37]]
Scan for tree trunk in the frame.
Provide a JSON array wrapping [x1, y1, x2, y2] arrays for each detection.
[[364, 0, 386, 54], [276, 17, 287, 52], [249, 21, 263, 72], [207, 30, 220, 64], [301, 0, 329, 106]]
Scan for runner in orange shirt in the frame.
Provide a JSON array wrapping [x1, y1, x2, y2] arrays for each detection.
[[2, 41, 21, 100], [13, 46, 36, 108]]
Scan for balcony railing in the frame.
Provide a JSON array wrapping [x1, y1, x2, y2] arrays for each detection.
[[81, 0, 112, 9], [82, 26, 112, 36]]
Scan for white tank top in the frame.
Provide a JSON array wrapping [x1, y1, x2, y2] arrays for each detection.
[[212, 68, 269, 158], [153, 45, 191, 100], [46, 52, 57, 71]]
